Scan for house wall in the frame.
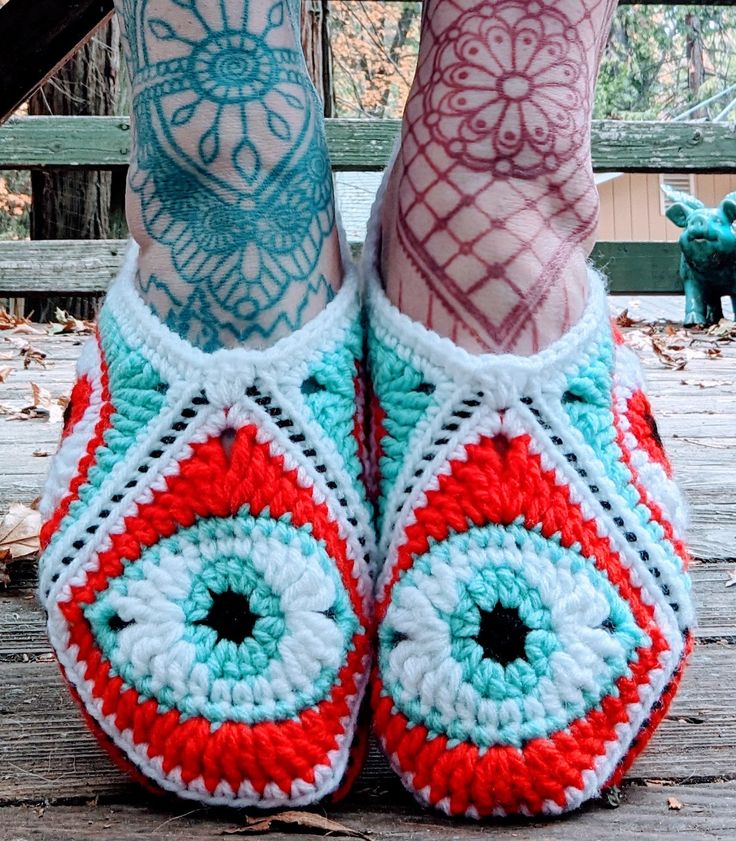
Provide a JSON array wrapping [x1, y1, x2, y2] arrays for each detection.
[[597, 172, 736, 241]]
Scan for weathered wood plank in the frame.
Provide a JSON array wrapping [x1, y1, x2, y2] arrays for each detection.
[[3, 781, 736, 841], [0, 239, 124, 295], [0, 330, 734, 811], [594, 242, 681, 293], [0, 239, 684, 295], [0, 3, 114, 125], [2, 117, 736, 174], [0, 642, 731, 804]]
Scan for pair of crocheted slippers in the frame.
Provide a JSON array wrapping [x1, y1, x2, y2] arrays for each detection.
[[39, 183, 693, 817]]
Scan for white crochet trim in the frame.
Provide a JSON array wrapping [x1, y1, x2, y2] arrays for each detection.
[[39, 339, 104, 521], [105, 239, 362, 382], [40, 246, 372, 603], [364, 222, 692, 628]]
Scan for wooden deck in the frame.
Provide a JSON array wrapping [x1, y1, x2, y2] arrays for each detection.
[[1, 317, 735, 840]]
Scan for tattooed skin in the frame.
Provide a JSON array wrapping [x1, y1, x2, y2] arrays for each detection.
[[115, 0, 341, 350], [382, 0, 618, 354]]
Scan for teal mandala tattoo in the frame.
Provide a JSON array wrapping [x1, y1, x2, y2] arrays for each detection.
[[118, 0, 337, 348]]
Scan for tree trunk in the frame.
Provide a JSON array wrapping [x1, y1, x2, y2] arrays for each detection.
[[300, 0, 335, 117], [27, 18, 121, 321], [686, 12, 705, 106]]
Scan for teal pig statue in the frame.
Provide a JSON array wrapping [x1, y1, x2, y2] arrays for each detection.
[[663, 186, 736, 325]]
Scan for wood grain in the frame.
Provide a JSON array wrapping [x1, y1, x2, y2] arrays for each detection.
[[3, 781, 736, 841], [0, 239, 686, 295], [2, 117, 736, 174], [2, 330, 735, 558], [0, 643, 732, 803]]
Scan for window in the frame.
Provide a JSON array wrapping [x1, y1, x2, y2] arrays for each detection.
[[660, 174, 696, 215]]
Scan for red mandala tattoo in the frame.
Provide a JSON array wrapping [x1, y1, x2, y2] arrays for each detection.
[[426, 1, 589, 177]]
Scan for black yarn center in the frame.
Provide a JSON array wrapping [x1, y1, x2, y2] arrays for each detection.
[[109, 614, 134, 632], [476, 604, 529, 667], [196, 589, 257, 645]]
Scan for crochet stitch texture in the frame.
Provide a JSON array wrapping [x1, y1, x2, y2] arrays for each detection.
[[39, 244, 374, 807], [364, 213, 693, 817]]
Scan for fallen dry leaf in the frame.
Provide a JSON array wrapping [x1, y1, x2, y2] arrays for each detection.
[[32, 450, 50, 458], [615, 309, 646, 328], [224, 812, 371, 839], [707, 318, 736, 340], [0, 366, 12, 383], [0, 502, 41, 585], [667, 796, 684, 811], [47, 308, 95, 336], [0, 309, 32, 331], [651, 336, 688, 370], [31, 382, 66, 424], [725, 569, 736, 589], [4, 383, 68, 423], [21, 343, 47, 369]]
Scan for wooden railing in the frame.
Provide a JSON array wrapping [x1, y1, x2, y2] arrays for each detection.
[[1, 115, 721, 296], [3, 0, 736, 299]]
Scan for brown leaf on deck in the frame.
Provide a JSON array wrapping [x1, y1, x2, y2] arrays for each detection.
[[47, 308, 95, 336], [30, 383, 66, 424], [651, 336, 687, 370], [615, 309, 646, 328], [0, 503, 41, 586], [0, 309, 32, 331], [0, 366, 12, 383], [224, 812, 371, 839], [5, 383, 68, 423], [667, 796, 684, 811], [21, 343, 47, 369], [707, 319, 736, 340]]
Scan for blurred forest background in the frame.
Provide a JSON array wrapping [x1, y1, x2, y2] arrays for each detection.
[[3, 1, 736, 242]]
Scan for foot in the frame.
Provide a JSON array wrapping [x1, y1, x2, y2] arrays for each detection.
[[364, 241, 693, 815], [116, 0, 342, 350], [380, 0, 618, 354], [39, 261, 373, 806]]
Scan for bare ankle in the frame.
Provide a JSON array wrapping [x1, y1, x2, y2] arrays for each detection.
[[380, 0, 616, 355], [116, 0, 342, 351]]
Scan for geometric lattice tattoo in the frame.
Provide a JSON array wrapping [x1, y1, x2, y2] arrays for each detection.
[[386, 0, 618, 353]]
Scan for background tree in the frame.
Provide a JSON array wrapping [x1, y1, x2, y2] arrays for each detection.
[[595, 5, 736, 120], [328, 3, 736, 122], [329, 1, 421, 118], [26, 20, 122, 319]]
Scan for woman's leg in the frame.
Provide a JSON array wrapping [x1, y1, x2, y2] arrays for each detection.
[[380, 0, 618, 354], [115, 0, 342, 350]]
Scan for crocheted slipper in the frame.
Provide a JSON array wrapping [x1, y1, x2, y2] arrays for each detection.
[[38, 244, 374, 807], [364, 209, 694, 816]]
